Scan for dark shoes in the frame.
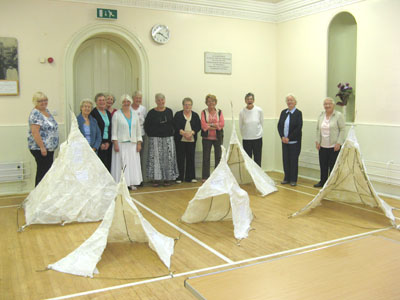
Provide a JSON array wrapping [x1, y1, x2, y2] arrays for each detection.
[[313, 182, 324, 188], [281, 180, 289, 184], [290, 182, 297, 186], [281, 180, 296, 186]]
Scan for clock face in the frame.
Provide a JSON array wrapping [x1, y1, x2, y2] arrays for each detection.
[[151, 24, 170, 44]]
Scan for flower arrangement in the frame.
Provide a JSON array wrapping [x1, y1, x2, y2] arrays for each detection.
[[335, 82, 353, 106]]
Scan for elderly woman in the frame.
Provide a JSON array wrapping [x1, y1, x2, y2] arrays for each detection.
[[277, 94, 303, 186], [132, 91, 147, 180], [111, 94, 142, 189], [144, 93, 178, 186], [28, 92, 59, 186], [201, 94, 225, 182], [105, 93, 117, 116], [77, 99, 101, 152], [173, 97, 201, 183], [239, 92, 264, 166], [314, 97, 345, 187], [90, 93, 112, 172]]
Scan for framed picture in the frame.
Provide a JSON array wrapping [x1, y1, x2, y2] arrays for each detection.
[[0, 37, 19, 95]]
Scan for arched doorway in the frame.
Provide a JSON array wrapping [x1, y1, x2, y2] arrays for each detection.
[[73, 35, 139, 115], [64, 23, 149, 133], [327, 12, 357, 122]]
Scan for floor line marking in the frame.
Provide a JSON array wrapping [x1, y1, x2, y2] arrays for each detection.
[[0, 204, 20, 209], [131, 198, 233, 264], [275, 183, 400, 220], [45, 227, 391, 300], [133, 186, 199, 195]]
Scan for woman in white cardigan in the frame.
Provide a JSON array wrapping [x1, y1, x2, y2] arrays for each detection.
[[111, 94, 143, 189]]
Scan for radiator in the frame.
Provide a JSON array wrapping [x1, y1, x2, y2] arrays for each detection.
[[0, 162, 24, 183]]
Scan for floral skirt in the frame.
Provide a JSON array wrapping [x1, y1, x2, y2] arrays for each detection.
[[147, 136, 178, 181]]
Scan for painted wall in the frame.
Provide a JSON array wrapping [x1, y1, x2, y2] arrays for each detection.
[[0, 0, 276, 192], [0, 0, 277, 124], [275, 0, 400, 196]]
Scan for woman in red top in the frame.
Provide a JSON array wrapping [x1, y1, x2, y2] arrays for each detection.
[[201, 94, 225, 182]]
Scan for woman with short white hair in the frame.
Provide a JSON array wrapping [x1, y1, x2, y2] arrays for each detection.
[[28, 91, 59, 186], [111, 94, 143, 189], [314, 97, 345, 187], [277, 93, 303, 186], [144, 93, 178, 186]]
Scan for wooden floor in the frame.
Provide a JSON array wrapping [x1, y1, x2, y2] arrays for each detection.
[[185, 235, 400, 300], [1, 172, 400, 300]]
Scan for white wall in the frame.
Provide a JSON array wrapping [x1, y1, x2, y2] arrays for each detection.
[[0, 0, 276, 192], [275, 0, 400, 196]]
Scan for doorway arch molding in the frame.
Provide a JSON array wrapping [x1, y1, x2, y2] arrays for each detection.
[[64, 23, 149, 132]]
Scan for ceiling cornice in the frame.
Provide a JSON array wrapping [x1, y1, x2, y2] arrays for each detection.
[[55, 0, 365, 23]]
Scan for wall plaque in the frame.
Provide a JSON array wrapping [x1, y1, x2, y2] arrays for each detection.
[[204, 52, 232, 75]]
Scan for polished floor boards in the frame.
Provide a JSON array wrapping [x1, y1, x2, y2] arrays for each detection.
[[1, 172, 399, 299], [185, 235, 400, 300]]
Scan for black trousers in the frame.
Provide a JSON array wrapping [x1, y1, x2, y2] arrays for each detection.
[[30, 150, 54, 186], [243, 138, 263, 167], [98, 139, 112, 172], [282, 142, 301, 183], [202, 138, 222, 179], [318, 146, 340, 184], [175, 140, 196, 181]]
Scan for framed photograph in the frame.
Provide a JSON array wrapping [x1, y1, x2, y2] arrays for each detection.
[[0, 37, 19, 95]]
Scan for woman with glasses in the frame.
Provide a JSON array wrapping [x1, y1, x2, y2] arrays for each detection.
[[90, 93, 112, 172], [173, 97, 201, 183], [144, 93, 178, 186]]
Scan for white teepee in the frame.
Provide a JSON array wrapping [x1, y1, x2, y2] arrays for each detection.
[[181, 146, 253, 240], [227, 125, 277, 197], [48, 173, 175, 277], [291, 127, 399, 228], [22, 113, 117, 227]]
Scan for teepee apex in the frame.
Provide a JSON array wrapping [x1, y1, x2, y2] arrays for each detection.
[[227, 125, 277, 197]]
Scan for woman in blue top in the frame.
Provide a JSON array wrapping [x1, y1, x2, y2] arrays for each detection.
[[90, 93, 112, 172], [28, 91, 59, 186], [77, 99, 101, 152]]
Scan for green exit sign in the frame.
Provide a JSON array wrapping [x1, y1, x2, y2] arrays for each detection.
[[97, 8, 118, 20]]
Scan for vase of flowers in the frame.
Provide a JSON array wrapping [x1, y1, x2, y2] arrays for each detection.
[[336, 82, 353, 122], [336, 82, 353, 106]]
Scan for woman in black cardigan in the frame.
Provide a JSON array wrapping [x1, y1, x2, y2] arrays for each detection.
[[277, 94, 303, 186], [173, 97, 201, 183], [90, 93, 112, 172]]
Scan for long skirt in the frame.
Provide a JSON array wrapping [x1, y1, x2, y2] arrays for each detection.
[[111, 142, 142, 186], [147, 136, 179, 181]]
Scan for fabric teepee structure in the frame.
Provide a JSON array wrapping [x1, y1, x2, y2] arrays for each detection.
[[181, 146, 253, 240], [291, 127, 399, 228], [48, 173, 175, 277], [22, 112, 117, 227], [227, 123, 277, 197]]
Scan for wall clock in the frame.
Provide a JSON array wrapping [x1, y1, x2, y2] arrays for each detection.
[[151, 24, 170, 44]]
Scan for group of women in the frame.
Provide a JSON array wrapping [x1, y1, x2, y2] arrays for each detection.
[[28, 91, 345, 190]]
